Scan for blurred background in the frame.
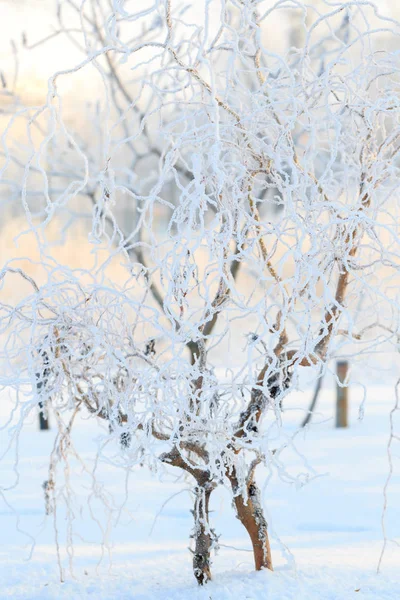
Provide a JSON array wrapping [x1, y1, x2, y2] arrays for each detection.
[[1, 0, 400, 377]]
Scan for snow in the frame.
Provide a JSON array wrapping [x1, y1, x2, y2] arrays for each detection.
[[1, 382, 399, 599]]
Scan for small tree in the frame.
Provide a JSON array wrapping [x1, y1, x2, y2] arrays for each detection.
[[1, 0, 400, 585]]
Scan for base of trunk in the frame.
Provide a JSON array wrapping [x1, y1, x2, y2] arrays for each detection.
[[192, 484, 214, 585], [230, 473, 273, 571]]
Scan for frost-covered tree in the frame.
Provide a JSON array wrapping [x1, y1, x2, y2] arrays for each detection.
[[1, 0, 400, 585]]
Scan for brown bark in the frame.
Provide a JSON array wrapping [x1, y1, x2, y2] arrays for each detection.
[[230, 470, 273, 572], [192, 484, 214, 585]]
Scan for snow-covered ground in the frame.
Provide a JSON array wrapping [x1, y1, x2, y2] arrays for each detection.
[[1, 382, 400, 599]]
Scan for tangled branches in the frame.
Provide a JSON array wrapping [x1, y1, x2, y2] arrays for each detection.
[[1, 0, 400, 585]]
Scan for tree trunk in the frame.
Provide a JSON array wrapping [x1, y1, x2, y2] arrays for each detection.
[[301, 369, 324, 428], [192, 484, 214, 585], [160, 448, 215, 585], [38, 401, 49, 430], [336, 360, 349, 428], [230, 473, 273, 571]]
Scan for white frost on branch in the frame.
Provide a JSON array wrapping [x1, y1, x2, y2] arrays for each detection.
[[1, 0, 400, 582]]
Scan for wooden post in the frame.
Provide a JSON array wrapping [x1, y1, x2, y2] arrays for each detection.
[[336, 360, 348, 428]]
